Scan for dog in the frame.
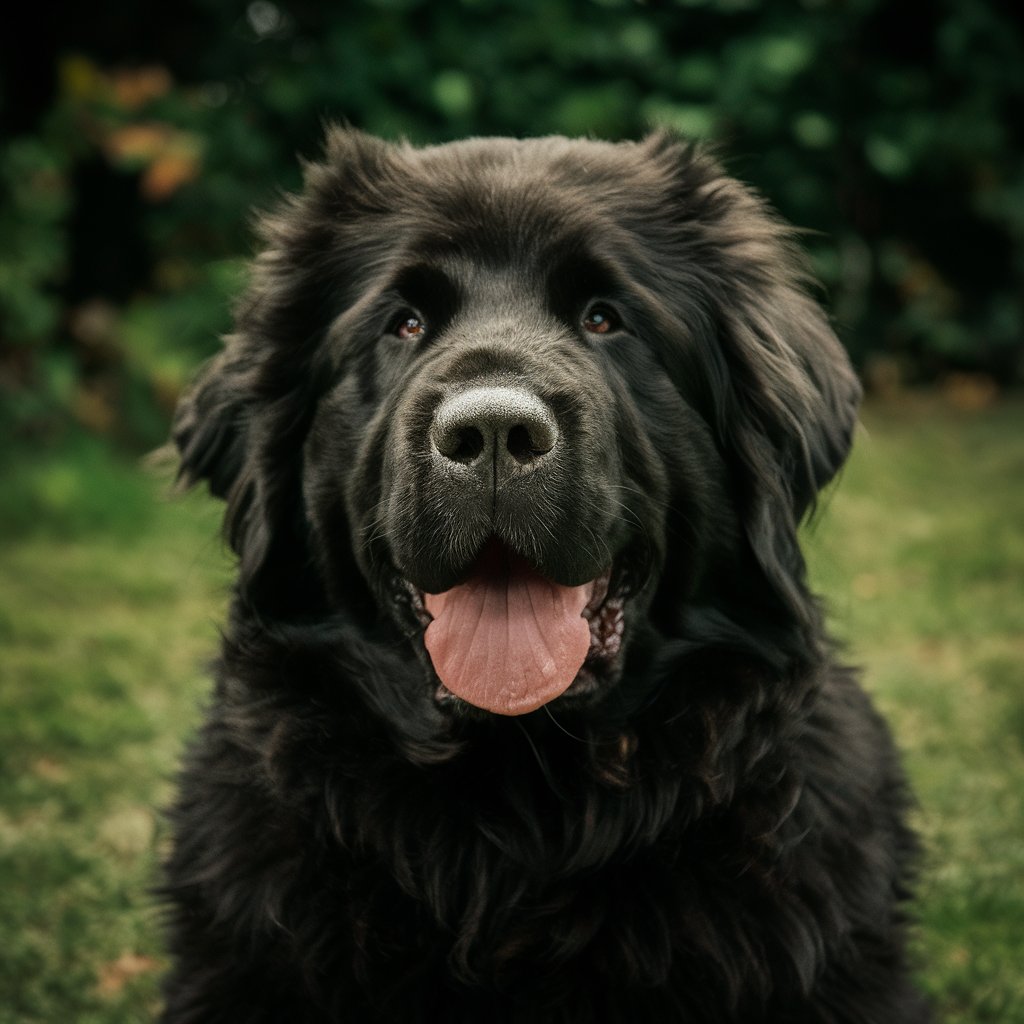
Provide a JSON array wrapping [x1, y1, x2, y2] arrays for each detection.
[[161, 128, 930, 1022]]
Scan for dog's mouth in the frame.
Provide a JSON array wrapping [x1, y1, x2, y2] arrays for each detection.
[[400, 539, 628, 716]]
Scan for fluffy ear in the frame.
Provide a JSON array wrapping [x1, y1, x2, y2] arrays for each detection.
[[719, 283, 862, 523], [719, 279, 861, 640], [171, 125, 403, 603], [651, 135, 861, 641], [172, 342, 256, 501], [171, 339, 266, 573]]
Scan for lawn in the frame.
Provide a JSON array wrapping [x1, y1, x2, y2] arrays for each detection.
[[1, 398, 1022, 1023]]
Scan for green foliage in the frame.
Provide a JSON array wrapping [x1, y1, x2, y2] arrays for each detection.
[[0, 139, 69, 345], [1, 0, 1022, 449]]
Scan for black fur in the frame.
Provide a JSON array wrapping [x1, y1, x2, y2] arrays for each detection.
[[162, 130, 930, 1023]]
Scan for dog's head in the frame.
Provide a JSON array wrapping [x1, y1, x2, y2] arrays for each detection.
[[174, 128, 860, 719]]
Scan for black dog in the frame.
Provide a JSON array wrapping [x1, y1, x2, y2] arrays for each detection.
[[162, 129, 930, 1022]]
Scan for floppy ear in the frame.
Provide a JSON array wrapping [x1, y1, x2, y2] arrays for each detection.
[[651, 135, 861, 640], [172, 339, 265, 567], [171, 126, 404, 604], [718, 277, 861, 638], [719, 283, 862, 523], [173, 343, 254, 499]]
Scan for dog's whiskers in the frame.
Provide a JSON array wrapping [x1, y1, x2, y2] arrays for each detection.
[[541, 704, 588, 743]]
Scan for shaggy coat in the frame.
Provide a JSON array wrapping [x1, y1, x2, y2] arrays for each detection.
[[162, 130, 930, 1023]]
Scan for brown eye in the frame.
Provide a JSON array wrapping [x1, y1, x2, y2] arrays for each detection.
[[395, 314, 427, 340], [582, 305, 619, 335]]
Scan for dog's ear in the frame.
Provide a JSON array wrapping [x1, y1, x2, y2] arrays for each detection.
[[718, 277, 861, 641], [171, 126, 404, 601], [171, 337, 269, 580], [651, 135, 861, 641], [172, 342, 255, 501], [649, 135, 861, 523], [719, 283, 862, 523]]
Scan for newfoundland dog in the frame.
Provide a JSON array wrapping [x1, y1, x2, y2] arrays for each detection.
[[162, 129, 930, 1023]]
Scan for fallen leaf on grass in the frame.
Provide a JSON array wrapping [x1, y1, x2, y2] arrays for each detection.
[[96, 952, 160, 997], [32, 758, 69, 783]]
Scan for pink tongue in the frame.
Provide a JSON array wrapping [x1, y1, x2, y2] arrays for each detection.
[[423, 545, 594, 716]]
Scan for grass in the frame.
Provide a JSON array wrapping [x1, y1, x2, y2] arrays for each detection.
[[802, 397, 1024, 1022], [0, 439, 232, 1024], [1, 399, 1022, 1022]]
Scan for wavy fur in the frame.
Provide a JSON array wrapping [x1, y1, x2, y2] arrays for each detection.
[[161, 130, 929, 1023]]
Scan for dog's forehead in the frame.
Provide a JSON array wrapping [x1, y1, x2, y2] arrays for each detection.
[[412, 135, 652, 190], [399, 137, 664, 266]]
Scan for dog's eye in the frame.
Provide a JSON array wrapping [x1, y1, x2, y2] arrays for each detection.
[[394, 314, 427, 341], [582, 305, 620, 335]]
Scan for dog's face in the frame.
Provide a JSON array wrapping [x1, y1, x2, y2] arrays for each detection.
[[174, 130, 860, 721]]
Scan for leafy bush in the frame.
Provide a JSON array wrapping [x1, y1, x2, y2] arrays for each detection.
[[2, 0, 1022, 450]]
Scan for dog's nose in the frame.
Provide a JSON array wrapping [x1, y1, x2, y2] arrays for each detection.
[[431, 386, 559, 479]]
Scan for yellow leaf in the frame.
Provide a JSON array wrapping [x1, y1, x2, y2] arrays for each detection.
[[142, 151, 201, 201], [96, 952, 160, 997]]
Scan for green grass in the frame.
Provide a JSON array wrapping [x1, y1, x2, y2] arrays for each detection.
[[0, 441, 232, 1024], [1, 400, 1022, 1022], [802, 398, 1024, 1022]]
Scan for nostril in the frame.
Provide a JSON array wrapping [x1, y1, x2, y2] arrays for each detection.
[[446, 426, 485, 464], [506, 424, 532, 464], [506, 424, 553, 464]]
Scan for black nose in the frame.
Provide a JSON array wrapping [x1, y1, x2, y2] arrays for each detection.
[[431, 386, 559, 479]]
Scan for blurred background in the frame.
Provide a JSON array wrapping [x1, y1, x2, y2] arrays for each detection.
[[3, 0, 1024, 462], [1, 2, 1022, 1022]]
